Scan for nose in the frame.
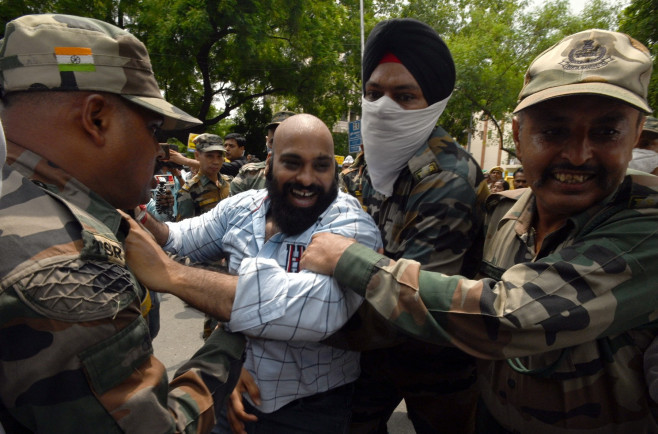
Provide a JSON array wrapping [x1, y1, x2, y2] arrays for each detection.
[[295, 164, 315, 186], [155, 143, 165, 160], [561, 133, 593, 166]]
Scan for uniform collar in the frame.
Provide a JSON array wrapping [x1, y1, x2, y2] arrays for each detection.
[[7, 142, 122, 234]]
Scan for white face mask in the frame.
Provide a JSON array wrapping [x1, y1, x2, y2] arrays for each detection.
[[361, 94, 450, 196]]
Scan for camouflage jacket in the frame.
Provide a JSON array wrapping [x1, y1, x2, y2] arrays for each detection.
[[362, 126, 488, 277], [229, 161, 266, 196], [339, 152, 365, 203], [325, 127, 487, 352], [0, 145, 244, 433], [333, 173, 658, 432], [175, 172, 229, 221]]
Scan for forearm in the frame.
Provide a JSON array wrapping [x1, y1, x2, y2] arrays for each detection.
[[141, 211, 171, 246], [163, 260, 237, 321]]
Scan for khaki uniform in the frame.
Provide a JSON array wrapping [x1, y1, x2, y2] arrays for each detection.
[[175, 173, 230, 221]]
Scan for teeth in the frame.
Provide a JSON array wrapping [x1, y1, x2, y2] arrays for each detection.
[[553, 173, 591, 184], [292, 189, 315, 197]]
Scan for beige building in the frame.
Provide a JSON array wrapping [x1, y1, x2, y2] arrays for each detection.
[[466, 113, 520, 179]]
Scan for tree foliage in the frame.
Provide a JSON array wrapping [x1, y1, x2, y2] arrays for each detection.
[[619, 0, 658, 113], [377, 0, 623, 155], [0, 0, 640, 157], [1, 0, 363, 144]]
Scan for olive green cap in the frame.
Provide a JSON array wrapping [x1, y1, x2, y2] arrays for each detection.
[[194, 133, 225, 153], [0, 14, 201, 130], [514, 29, 653, 114], [265, 111, 296, 130]]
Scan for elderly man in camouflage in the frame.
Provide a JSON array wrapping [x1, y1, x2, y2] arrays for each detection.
[[176, 133, 230, 221], [175, 133, 231, 339], [329, 18, 487, 434], [0, 14, 243, 433], [302, 29, 658, 433]]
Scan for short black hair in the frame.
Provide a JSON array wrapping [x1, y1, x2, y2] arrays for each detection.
[[224, 132, 246, 148]]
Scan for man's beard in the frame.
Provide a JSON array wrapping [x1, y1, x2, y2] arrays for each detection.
[[266, 168, 338, 236]]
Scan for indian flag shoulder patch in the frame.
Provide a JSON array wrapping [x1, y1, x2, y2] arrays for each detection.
[[55, 47, 95, 72]]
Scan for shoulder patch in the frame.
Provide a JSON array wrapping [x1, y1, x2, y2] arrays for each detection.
[[81, 230, 126, 267], [413, 161, 439, 182]]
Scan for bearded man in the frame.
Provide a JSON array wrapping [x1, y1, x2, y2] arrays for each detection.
[[125, 113, 382, 433]]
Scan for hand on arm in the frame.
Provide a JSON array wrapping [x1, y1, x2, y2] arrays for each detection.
[[120, 210, 237, 320], [299, 232, 358, 275]]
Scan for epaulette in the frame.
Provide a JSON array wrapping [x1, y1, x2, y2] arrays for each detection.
[[409, 142, 441, 183]]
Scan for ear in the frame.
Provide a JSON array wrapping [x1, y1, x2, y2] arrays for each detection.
[[80, 93, 114, 147], [512, 116, 522, 163]]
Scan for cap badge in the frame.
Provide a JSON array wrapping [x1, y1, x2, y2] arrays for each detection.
[[560, 40, 612, 71], [55, 47, 95, 72]]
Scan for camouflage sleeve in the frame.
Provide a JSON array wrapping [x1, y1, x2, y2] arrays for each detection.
[[0, 261, 244, 433], [175, 187, 193, 221], [229, 164, 265, 196], [335, 209, 658, 359]]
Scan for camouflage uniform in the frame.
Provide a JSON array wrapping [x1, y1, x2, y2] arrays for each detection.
[[332, 127, 488, 433], [331, 171, 658, 433], [229, 161, 266, 196], [0, 144, 245, 433], [339, 151, 365, 204], [175, 173, 230, 221]]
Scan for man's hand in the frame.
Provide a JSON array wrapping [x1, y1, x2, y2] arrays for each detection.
[[299, 232, 356, 275], [119, 210, 183, 293], [156, 188, 174, 210], [168, 149, 199, 171], [226, 368, 260, 434]]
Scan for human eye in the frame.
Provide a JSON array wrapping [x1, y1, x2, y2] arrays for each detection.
[[364, 89, 382, 101], [314, 160, 333, 172], [395, 93, 416, 103], [148, 120, 163, 137], [590, 127, 621, 144], [281, 159, 301, 170], [540, 126, 569, 139]]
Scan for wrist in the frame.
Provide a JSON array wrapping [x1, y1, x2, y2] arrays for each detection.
[[136, 204, 148, 224]]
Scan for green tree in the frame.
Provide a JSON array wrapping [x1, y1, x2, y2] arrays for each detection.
[[372, 0, 622, 157], [619, 0, 658, 113], [127, 0, 363, 139], [1, 1, 364, 145]]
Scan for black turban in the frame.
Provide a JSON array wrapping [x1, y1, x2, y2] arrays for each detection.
[[362, 18, 455, 105]]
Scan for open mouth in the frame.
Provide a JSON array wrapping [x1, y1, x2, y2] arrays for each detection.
[[289, 187, 319, 207], [552, 172, 595, 184]]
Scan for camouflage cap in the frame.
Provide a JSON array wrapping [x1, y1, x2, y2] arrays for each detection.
[[0, 14, 202, 131], [266, 111, 296, 130], [194, 133, 225, 153], [644, 116, 658, 135], [514, 29, 653, 114]]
